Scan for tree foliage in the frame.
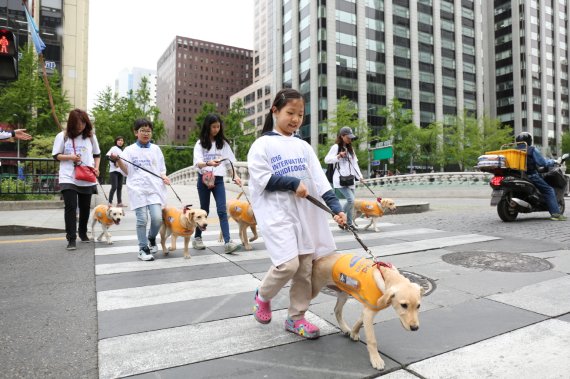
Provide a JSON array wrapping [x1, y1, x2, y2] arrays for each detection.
[[91, 76, 165, 181], [319, 97, 368, 168], [0, 45, 71, 157]]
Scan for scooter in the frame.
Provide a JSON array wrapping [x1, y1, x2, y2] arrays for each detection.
[[488, 153, 569, 222]]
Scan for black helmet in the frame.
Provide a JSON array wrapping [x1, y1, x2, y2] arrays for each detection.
[[515, 132, 532, 146]]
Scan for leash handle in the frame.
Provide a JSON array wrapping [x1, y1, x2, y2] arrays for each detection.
[[305, 194, 375, 259]]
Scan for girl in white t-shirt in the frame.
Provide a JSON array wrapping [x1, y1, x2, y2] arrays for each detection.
[[106, 136, 125, 207], [248, 88, 347, 339], [52, 109, 101, 251], [192, 114, 242, 254]]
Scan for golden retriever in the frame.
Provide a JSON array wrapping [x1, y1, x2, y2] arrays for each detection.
[[312, 253, 423, 370], [160, 206, 208, 259], [220, 192, 258, 250], [353, 197, 396, 232], [90, 204, 125, 244]]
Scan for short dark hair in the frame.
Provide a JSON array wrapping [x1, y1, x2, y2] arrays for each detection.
[[133, 118, 153, 131]]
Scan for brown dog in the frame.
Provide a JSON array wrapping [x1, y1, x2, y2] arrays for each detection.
[[90, 204, 125, 244], [353, 197, 396, 232], [160, 206, 208, 259], [224, 192, 258, 250], [312, 253, 423, 370]]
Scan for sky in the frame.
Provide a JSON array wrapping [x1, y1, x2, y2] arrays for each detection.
[[87, 0, 254, 110]]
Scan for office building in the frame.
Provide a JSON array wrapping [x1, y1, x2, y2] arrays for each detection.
[[231, 0, 277, 134], [272, 0, 483, 151], [0, 0, 89, 109], [484, 0, 569, 153], [115, 66, 156, 105], [156, 36, 252, 144]]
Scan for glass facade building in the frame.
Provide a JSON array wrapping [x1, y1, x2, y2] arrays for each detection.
[[485, 0, 570, 153], [275, 0, 483, 150]]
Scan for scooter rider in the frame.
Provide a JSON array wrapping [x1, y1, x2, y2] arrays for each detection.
[[516, 132, 567, 221]]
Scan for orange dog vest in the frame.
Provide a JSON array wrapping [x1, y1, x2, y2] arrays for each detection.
[[94, 205, 114, 226], [332, 254, 384, 311], [163, 207, 193, 236], [356, 200, 384, 217], [228, 200, 255, 225]]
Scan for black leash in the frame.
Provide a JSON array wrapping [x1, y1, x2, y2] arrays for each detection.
[[305, 194, 377, 261], [115, 156, 183, 204]]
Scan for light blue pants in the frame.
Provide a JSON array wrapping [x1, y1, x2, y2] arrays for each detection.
[[336, 186, 355, 225], [134, 203, 162, 249]]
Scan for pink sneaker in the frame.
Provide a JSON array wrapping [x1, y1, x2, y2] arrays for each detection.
[[284, 317, 320, 339], [253, 290, 271, 324]]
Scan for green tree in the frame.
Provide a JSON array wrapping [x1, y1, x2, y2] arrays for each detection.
[[320, 97, 368, 169], [91, 78, 165, 181], [378, 98, 420, 173], [0, 45, 71, 157]]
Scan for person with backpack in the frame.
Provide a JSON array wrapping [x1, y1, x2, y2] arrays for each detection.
[[324, 127, 364, 229]]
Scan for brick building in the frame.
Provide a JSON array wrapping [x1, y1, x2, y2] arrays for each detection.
[[156, 36, 252, 144]]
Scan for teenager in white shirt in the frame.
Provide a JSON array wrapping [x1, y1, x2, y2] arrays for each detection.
[[105, 136, 126, 207], [110, 119, 170, 261], [248, 88, 347, 339], [324, 126, 364, 229], [192, 113, 242, 254], [52, 109, 101, 250]]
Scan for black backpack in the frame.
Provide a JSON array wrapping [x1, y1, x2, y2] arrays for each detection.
[[325, 145, 340, 183]]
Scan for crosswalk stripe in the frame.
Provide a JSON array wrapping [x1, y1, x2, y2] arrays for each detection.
[[370, 234, 500, 256], [95, 254, 227, 275], [97, 274, 259, 311], [98, 309, 338, 379]]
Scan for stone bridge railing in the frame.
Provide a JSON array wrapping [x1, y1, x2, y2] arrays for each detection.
[[169, 163, 495, 198]]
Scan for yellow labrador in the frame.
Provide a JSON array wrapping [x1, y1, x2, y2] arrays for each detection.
[[353, 197, 396, 232], [160, 206, 208, 259], [223, 192, 258, 250], [312, 253, 423, 370], [90, 204, 125, 244]]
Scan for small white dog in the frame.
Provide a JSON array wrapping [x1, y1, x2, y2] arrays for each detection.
[[91, 204, 125, 244]]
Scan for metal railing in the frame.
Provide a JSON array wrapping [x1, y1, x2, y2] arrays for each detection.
[[0, 157, 61, 195]]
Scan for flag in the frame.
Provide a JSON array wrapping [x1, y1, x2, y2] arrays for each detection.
[[23, 4, 45, 54]]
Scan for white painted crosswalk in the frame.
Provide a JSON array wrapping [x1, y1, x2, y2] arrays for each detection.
[[94, 220, 500, 379]]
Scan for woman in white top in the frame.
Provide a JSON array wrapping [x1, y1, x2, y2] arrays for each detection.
[[192, 113, 242, 253], [52, 109, 101, 250], [106, 136, 125, 207], [324, 127, 364, 229]]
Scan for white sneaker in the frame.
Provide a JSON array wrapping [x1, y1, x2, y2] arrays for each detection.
[[148, 238, 158, 254], [138, 246, 155, 261], [192, 237, 205, 250], [224, 240, 240, 254]]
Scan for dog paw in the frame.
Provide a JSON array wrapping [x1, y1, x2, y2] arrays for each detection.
[[249, 236, 258, 242], [184, 255, 191, 260], [370, 354, 385, 370], [163, 251, 169, 256], [106, 241, 113, 245], [349, 331, 360, 341], [168, 247, 175, 251], [244, 245, 253, 251]]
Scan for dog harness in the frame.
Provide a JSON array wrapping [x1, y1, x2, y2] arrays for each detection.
[[355, 200, 384, 217], [163, 208, 193, 236], [94, 205, 114, 226], [332, 254, 386, 311], [228, 200, 256, 225]]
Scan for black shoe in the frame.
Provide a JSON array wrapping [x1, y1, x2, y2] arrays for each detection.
[[66, 240, 77, 250], [79, 234, 90, 243]]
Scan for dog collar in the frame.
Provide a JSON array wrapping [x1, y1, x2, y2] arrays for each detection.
[[373, 261, 393, 279]]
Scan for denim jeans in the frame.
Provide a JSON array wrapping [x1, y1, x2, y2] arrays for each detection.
[[528, 173, 560, 215], [336, 186, 355, 225], [195, 174, 231, 243], [134, 203, 162, 249]]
